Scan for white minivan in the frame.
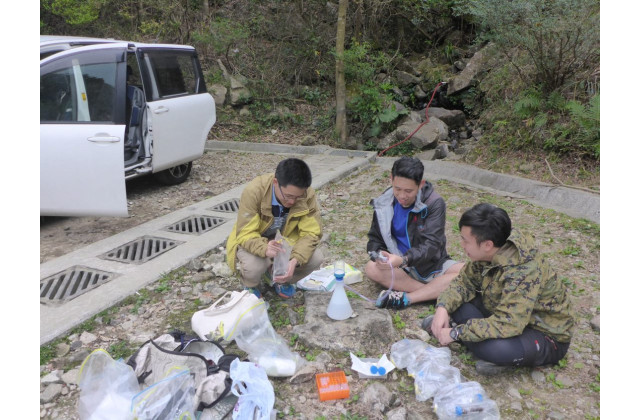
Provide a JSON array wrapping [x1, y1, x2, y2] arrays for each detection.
[[40, 35, 216, 217]]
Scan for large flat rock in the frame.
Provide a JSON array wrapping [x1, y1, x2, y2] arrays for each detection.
[[292, 292, 396, 356]]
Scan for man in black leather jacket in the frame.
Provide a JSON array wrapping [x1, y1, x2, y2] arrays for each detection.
[[365, 157, 463, 309]]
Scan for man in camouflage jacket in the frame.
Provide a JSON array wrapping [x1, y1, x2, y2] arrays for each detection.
[[428, 203, 574, 373]]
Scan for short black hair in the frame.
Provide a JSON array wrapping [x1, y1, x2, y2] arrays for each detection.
[[459, 203, 512, 247], [391, 156, 424, 184], [275, 158, 312, 188]]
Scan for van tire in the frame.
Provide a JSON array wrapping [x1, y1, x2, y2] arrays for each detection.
[[154, 162, 193, 185]]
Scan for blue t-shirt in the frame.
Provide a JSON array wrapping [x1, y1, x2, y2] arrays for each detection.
[[392, 200, 412, 254]]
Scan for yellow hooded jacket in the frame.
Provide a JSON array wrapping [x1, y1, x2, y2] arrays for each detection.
[[226, 173, 322, 272]]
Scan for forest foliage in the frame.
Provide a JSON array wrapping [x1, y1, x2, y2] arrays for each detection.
[[40, 0, 600, 161]]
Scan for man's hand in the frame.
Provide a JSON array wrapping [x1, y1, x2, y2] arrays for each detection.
[[377, 251, 401, 269], [435, 327, 455, 346], [274, 258, 298, 283], [265, 240, 283, 258], [431, 306, 452, 343]]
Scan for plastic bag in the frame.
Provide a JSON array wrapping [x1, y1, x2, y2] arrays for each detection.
[[77, 349, 140, 420], [390, 339, 450, 369], [131, 368, 196, 419], [232, 299, 305, 377], [272, 231, 293, 279], [433, 382, 499, 419], [412, 362, 461, 401], [230, 359, 274, 420]]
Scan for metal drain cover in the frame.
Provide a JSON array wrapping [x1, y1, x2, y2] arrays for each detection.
[[163, 215, 227, 235], [100, 235, 184, 264], [40, 266, 116, 305], [209, 198, 240, 213]]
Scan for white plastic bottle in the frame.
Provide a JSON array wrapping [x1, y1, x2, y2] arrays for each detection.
[[327, 260, 353, 320]]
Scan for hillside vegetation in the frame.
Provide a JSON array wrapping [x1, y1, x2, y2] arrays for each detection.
[[41, 0, 600, 188]]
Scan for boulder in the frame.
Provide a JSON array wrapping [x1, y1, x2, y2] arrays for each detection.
[[229, 76, 252, 106], [395, 117, 448, 150], [209, 84, 227, 107], [426, 107, 466, 129], [447, 43, 493, 95], [395, 70, 420, 86]]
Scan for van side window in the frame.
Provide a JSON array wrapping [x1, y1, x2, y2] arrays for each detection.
[[40, 62, 117, 123], [145, 51, 197, 98]]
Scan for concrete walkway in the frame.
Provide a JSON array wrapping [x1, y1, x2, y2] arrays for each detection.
[[40, 141, 599, 345]]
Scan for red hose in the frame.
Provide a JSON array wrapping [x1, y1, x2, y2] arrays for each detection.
[[378, 82, 444, 157]]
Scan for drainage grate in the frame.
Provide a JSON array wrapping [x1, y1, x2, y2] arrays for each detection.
[[100, 236, 184, 264], [40, 266, 116, 305], [163, 215, 227, 235], [209, 198, 241, 213]]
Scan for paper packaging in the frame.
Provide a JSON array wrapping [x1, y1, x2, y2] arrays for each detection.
[[350, 353, 395, 379], [297, 264, 363, 292]]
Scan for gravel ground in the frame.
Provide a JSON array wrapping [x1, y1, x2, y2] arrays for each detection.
[[40, 154, 600, 420]]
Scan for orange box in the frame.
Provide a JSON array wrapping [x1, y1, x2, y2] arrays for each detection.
[[316, 371, 350, 401]]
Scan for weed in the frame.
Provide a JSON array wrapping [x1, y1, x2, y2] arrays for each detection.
[[555, 357, 568, 369], [397, 380, 414, 393], [289, 334, 299, 347], [560, 245, 581, 256], [546, 372, 565, 389], [130, 289, 150, 314], [417, 305, 435, 318], [109, 341, 133, 360], [392, 313, 406, 329], [346, 394, 360, 404], [519, 388, 533, 396], [458, 352, 474, 365], [40, 339, 64, 366]]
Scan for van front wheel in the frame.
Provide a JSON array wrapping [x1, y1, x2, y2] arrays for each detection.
[[154, 162, 193, 185]]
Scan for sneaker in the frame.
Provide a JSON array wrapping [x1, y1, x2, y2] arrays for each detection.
[[475, 359, 512, 376], [244, 287, 262, 299], [375, 290, 410, 309], [274, 283, 296, 299]]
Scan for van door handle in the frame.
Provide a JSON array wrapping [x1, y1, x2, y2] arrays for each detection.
[[87, 135, 120, 143], [153, 106, 169, 114]]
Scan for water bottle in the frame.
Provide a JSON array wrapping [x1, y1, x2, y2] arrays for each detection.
[[327, 260, 353, 320]]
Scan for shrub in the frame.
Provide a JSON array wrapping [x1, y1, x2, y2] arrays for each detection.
[[458, 0, 599, 94]]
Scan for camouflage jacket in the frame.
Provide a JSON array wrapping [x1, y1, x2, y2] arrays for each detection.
[[437, 230, 574, 343]]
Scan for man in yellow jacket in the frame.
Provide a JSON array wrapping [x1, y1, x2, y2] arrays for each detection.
[[226, 158, 324, 298]]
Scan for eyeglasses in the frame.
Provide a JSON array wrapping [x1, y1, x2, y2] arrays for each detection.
[[278, 183, 307, 202]]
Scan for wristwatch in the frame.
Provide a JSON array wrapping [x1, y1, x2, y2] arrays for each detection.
[[449, 325, 462, 342]]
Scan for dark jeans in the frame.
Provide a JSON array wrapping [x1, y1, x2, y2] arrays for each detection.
[[451, 296, 570, 367]]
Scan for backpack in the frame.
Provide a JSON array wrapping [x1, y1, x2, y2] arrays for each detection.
[[126, 331, 241, 419]]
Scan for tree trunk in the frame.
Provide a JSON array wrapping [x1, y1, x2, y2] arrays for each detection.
[[335, 0, 349, 146]]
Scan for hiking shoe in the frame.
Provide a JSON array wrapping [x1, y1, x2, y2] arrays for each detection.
[[274, 283, 296, 299], [376, 290, 410, 309], [475, 360, 512, 376], [421, 314, 435, 333], [244, 287, 262, 299], [421, 315, 457, 334]]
